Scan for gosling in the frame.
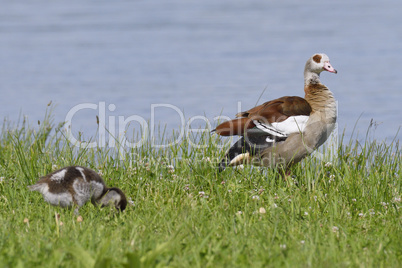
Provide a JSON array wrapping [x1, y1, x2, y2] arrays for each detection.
[[29, 166, 127, 214]]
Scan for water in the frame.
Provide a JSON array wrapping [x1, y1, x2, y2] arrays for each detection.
[[0, 0, 401, 146]]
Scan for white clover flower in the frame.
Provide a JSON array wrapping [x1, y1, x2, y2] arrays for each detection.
[[273, 203, 278, 208], [203, 157, 212, 163], [394, 197, 401, 203], [332, 226, 339, 232], [304, 212, 308, 216], [301, 240, 305, 244], [198, 191, 205, 197], [166, 165, 175, 173], [352, 198, 357, 202], [358, 213, 364, 217], [280, 244, 286, 249], [236, 211, 243, 215], [252, 195, 260, 200], [325, 162, 332, 167]]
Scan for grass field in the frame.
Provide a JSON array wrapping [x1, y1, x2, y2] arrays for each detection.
[[0, 109, 401, 267]]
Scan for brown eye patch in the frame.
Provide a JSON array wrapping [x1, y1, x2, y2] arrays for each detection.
[[313, 54, 322, 63]]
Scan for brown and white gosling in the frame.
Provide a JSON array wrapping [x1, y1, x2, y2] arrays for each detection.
[[29, 166, 127, 214]]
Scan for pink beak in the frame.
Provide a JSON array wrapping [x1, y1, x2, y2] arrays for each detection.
[[323, 62, 337, 73]]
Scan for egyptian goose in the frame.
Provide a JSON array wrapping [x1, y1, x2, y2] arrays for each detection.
[[214, 53, 337, 171], [29, 166, 127, 214]]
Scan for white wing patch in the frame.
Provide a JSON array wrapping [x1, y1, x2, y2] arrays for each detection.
[[50, 169, 67, 182], [229, 153, 250, 166], [253, 115, 309, 138], [76, 167, 87, 182]]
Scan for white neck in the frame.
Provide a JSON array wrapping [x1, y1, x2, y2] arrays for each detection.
[[304, 70, 321, 86]]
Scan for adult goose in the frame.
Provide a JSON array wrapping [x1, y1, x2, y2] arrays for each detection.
[[214, 53, 337, 171]]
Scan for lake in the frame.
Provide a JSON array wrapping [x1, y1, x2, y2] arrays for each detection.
[[0, 0, 401, 148]]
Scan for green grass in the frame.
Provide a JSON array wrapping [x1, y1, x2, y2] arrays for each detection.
[[0, 109, 400, 267]]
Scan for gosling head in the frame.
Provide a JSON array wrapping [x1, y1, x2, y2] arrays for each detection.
[[99, 187, 127, 212]]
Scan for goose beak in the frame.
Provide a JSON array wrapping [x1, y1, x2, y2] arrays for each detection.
[[323, 62, 337, 73]]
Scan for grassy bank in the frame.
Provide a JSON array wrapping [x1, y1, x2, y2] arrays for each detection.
[[0, 111, 400, 267]]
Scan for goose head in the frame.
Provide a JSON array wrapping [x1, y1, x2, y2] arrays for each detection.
[[306, 53, 337, 74]]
